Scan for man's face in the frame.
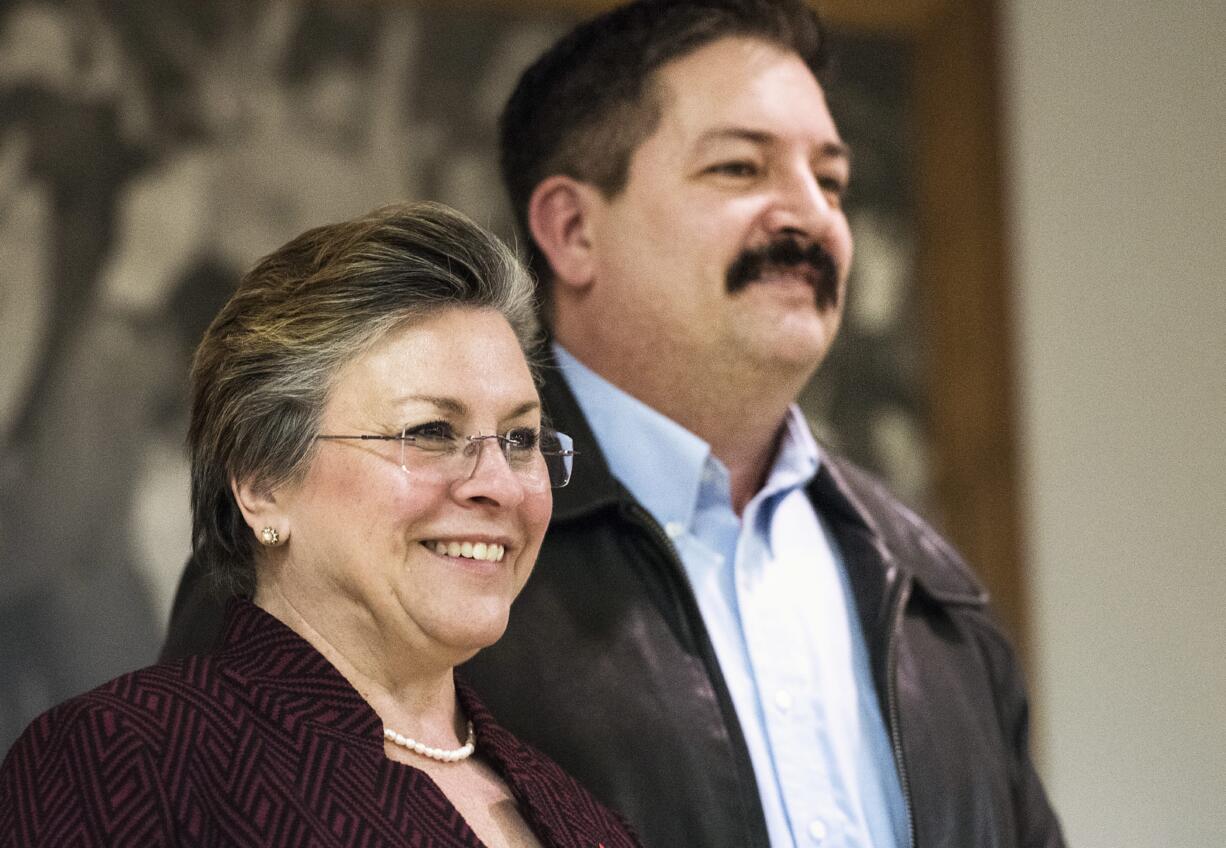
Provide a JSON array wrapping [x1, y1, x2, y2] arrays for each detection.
[[582, 36, 853, 380]]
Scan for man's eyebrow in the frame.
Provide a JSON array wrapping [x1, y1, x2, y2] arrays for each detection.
[[819, 140, 852, 163], [695, 126, 775, 147], [694, 127, 851, 162]]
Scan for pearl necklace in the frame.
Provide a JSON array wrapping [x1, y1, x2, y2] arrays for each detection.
[[383, 720, 476, 763]]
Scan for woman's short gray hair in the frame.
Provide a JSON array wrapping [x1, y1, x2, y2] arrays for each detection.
[[189, 201, 539, 594]]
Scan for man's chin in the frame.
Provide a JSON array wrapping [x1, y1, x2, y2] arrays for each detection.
[[738, 314, 839, 374]]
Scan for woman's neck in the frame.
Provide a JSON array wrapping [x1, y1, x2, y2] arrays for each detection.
[[253, 583, 468, 747]]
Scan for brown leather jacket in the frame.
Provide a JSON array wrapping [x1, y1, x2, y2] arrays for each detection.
[[163, 364, 1064, 848]]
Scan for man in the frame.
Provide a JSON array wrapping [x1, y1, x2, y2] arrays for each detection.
[[165, 2, 1064, 846], [470, 2, 1062, 846]]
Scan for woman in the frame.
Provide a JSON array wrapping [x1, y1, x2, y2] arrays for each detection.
[[0, 203, 640, 848]]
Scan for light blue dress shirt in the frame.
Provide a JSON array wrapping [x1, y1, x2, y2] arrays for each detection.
[[554, 344, 908, 848]]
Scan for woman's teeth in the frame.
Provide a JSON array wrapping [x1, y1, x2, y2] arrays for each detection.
[[430, 541, 505, 562]]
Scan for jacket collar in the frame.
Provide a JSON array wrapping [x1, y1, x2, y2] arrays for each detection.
[[812, 454, 988, 606], [538, 349, 630, 522], [216, 599, 386, 752], [538, 345, 985, 607]]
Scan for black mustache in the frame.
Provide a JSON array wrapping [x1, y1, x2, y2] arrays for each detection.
[[725, 237, 840, 309]]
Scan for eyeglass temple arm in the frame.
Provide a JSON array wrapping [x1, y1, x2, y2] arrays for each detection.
[[315, 434, 399, 441]]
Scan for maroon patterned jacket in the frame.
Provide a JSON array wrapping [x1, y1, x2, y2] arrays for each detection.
[[0, 601, 640, 848]]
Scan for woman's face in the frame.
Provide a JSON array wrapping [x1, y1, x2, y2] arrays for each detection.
[[261, 307, 552, 666]]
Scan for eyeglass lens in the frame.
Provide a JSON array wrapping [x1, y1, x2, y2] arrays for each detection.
[[399, 427, 573, 489]]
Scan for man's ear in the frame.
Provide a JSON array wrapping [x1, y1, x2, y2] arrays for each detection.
[[527, 175, 602, 293], [231, 476, 289, 546]]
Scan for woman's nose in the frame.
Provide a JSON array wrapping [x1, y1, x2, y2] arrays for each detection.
[[453, 436, 526, 506]]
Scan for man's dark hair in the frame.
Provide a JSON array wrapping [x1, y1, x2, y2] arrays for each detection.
[[499, 0, 829, 319]]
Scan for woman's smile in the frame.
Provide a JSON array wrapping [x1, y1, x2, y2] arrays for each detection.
[[422, 537, 511, 564]]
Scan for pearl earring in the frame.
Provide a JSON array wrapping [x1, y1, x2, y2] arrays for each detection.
[[260, 527, 282, 546]]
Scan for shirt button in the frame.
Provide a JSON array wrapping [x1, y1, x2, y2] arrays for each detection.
[[808, 819, 827, 842], [774, 690, 792, 713], [664, 521, 684, 539]]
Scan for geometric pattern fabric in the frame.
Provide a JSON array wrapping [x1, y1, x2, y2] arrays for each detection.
[[0, 600, 640, 847]]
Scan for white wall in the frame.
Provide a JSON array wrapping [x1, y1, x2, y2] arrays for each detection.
[[1001, 2, 1226, 846]]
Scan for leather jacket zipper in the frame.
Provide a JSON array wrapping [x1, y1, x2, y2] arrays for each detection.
[[886, 575, 917, 848], [625, 498, 916, 848]]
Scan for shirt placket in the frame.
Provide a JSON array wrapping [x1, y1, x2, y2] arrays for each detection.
[[737, 492, 848, 848]]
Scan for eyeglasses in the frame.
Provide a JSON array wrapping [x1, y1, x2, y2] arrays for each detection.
[[315, 424, 575, 489]]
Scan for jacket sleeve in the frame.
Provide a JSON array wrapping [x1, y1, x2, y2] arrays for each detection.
[[0, 704, 175, 847], [974, 613, 1067, 848]]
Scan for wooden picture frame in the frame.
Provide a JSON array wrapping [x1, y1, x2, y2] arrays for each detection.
[[833, 0, 1028, 653]]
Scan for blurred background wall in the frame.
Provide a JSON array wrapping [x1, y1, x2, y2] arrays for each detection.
[[1002, 2, 1226, 846]]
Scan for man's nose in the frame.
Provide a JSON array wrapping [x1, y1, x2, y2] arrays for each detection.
[[763, 165, 836, 240]]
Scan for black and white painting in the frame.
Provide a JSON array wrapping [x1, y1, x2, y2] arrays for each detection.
[[0, 0, 923, 751]]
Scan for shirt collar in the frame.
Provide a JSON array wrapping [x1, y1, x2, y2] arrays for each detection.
[[552, 343, 823, 533], [762, 404, 823, 500], [553, 343, 709, 532]]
